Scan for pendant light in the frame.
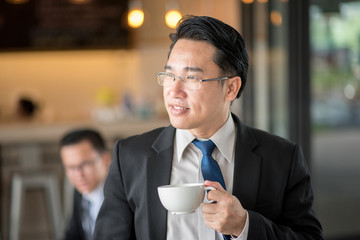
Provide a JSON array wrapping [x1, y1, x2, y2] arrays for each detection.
[[128, 0, 144, 28], [165, 1, 182, 29]]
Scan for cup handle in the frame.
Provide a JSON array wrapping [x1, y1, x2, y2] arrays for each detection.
[[203, 186, 216, 203]]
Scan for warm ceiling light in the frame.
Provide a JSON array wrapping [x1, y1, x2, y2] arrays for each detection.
[[165, 10, 182, 29], [6, 0, 29, 4], [271, 11, 282, 26], [242, 0, 254, 4], [128, 9, 144, 28]]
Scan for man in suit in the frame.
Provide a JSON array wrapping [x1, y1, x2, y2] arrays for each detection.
[[93, 15, 323, 239], [60, 129, 111, 240]]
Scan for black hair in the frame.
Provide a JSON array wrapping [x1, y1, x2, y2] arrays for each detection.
[[60, 129, 106, 154], [169, 15, 249, 98]]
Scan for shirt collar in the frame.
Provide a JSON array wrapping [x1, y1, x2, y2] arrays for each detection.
[[175, 114, 236, 163], [175, 128, 196, 162], [210, 114, 236, 163], [82, 181, 104, 204]]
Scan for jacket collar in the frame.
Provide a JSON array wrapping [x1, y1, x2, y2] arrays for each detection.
[[147, 125, 175, 240], [232, 113, 261, 210]]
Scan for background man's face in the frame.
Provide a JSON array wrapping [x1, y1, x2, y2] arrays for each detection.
[[61, 140, 108, 194], [163, 39, 231, 138]]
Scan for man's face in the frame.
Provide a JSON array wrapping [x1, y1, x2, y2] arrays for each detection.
[[163, 39, 233, 138], [61, 140, 109, 194]]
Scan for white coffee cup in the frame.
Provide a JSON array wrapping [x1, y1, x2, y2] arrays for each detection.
[[157, 183, 215, 215]]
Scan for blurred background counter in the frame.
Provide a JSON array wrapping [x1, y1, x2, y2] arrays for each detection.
[[0, 118, 169, 145]]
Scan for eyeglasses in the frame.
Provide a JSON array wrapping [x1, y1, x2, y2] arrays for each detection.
[[156, 72, 235, 90], [65, 159, 99, 175]]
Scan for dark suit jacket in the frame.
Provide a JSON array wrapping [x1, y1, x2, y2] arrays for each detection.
[[64, 190, 86, 240], [93, 114, 323, 240]]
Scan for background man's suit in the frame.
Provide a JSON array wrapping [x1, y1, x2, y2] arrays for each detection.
[[94, 114, 323, 239], [64, 190, 85, 240]]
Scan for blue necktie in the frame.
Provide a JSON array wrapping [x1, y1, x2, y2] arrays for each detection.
[[193, 139, 226, 190], [193, 139, 230, 240]]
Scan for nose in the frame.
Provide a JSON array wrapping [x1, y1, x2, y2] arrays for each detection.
[[168, 77, 186, 97], [170, 77, 185, 90], [172, 76, 183, 88]]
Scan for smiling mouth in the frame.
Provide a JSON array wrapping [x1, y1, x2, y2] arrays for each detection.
[[168, 104, 190, 115], [172, 105, 188, 110]]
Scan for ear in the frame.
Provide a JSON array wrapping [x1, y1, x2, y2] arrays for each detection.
[[225, 76, 241, 101]]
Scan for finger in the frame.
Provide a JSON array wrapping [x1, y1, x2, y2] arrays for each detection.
[[202, 210, 228, 232], [206, 188, 225, 202], [202, 212, 223, 223], [202, 201, 219, 214], [204, 180, 226, 193]]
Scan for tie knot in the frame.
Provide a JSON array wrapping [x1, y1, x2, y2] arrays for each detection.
[[82, 198, 92, 210], [193, 139, 216, 156]]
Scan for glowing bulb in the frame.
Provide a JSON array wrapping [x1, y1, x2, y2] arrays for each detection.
[[128, 9, 144, 28], [271, 11, 282, 26], [242, 0, 254, 4], [6, 0, 29, 4], [165, 10, 182, 29]]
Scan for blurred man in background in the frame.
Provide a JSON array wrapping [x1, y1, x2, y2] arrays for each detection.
[[60, 129, 110, 240]]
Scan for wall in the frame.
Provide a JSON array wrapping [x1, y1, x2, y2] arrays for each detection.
[[0, 0, 240, 124], [0, 48, 168, 122]]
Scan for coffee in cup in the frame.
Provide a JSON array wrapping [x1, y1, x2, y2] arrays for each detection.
[[157, 183, 215, 215]]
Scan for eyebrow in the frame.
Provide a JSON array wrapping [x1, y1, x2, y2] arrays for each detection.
[[164, 65, 204, 73]]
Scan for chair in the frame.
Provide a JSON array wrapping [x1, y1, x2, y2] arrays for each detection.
[[9, 173, 64, 240]]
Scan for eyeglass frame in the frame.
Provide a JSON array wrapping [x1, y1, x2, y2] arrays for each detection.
[[64, 158, 101, 175], [156, 72, 236, 89]]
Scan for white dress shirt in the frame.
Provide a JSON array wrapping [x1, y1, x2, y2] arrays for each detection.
[[167, 114, 249, 240], [82, 182, 105, 235]]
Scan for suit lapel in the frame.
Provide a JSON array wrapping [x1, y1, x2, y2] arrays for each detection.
[[74, 190, 85, 239], [232, 115, 261, 210], [146, 126, 175, 240]]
